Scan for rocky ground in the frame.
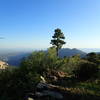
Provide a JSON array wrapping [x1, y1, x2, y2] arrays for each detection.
[[25, 71, 100, 100]]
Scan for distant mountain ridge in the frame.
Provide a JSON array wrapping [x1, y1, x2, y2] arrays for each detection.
[[96, 52, 100, 54], [0, 48, 87, 66], [59, 48, 87, 58]]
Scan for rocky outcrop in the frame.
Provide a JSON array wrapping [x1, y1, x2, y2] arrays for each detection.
[[26, 81, 64, 100]]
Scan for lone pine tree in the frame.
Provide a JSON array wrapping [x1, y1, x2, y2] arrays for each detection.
[[51, 28, 66, 56]]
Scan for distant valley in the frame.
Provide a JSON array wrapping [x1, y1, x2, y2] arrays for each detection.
[[0, 51, 31, 66], [0, 48, 87, 66]]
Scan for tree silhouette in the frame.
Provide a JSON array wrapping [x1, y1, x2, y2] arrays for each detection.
[[51, 28, 66, 56]]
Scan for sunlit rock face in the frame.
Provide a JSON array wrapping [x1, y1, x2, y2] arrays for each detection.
[[0, 60, 8, 69]]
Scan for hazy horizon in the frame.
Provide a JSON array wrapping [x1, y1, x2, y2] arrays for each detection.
[[0, 47, 100, 53]]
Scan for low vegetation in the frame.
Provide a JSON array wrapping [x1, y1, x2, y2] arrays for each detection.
[[0, 47, 100, 100]]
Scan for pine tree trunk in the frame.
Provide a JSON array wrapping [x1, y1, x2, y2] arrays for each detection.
[[56, 47, 59, 56]]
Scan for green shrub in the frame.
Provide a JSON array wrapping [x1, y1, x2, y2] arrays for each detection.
[[0, 66, 40, 100], [86, 52, 100, 65], [59, 55, 81, 74], [73, 60, 98, 81], [20, 48, 59, 75]]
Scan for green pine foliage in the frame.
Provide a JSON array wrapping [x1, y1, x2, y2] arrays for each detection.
[[51, 28, 66, 56]]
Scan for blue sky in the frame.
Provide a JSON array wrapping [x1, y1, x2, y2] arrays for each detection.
[[0, 0, 100, 49]]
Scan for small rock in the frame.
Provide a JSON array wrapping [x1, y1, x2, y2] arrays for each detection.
[[37, 82, 49, 89], [40, 76, 46, 83], [27, 97, 34, 100]]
